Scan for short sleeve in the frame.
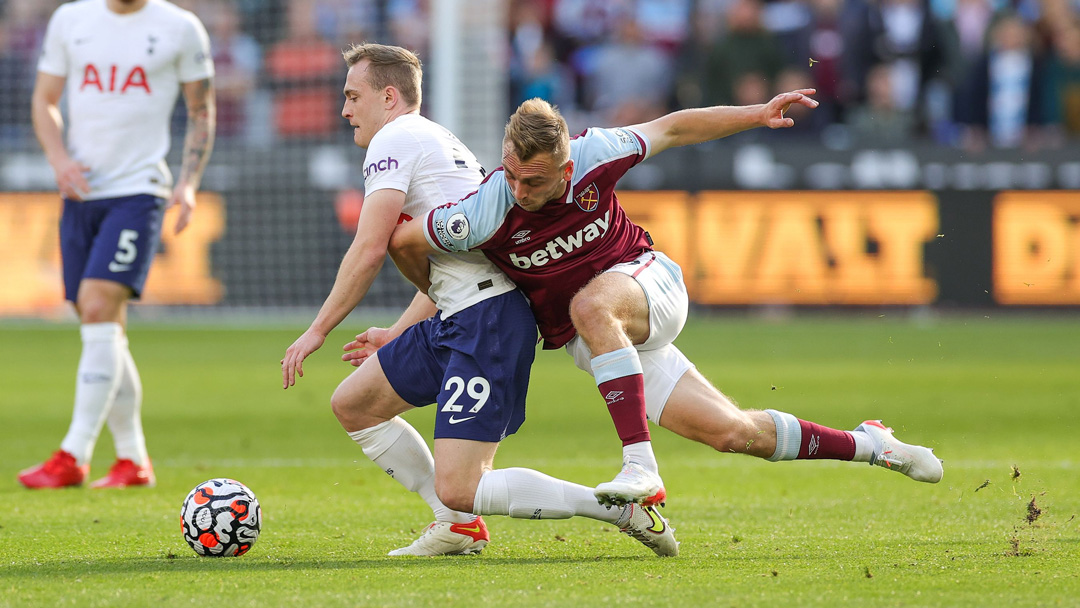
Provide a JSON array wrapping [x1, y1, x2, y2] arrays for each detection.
[[37, 6, 70, 77], [178, 13, 214, 83], [363, 126, 421, 195], [423, 175, 512, 252], [583, 127, 649, 164]]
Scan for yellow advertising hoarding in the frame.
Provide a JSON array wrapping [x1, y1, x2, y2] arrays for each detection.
[[0, 192, 225, 316], [620, 191, 940, 305], [994, 191, 1080, 304]]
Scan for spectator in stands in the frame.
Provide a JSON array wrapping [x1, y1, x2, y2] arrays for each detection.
[[784, 0, 855, 126], [672, 0, 726, 108], [0, 0, 55, 143], [265, 0, 341, 139], [701, 0, 785, 106], [315, 0, 376, 47], [631, 0, 693, 52], [955, 13, 1048, 150], [513, 40, 577, 112], [203, 2, 264, 142], [846, 0, 950, 133], [847, 61, 917, 144], [583, 15, 673, 125], [387, 0, 429, 54], [1042, 20, 1080, 136]]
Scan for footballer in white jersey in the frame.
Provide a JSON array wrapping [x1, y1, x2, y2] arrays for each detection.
[[19, 0, 215, 491], [38, 0, 214, 201], [362, 113, 515, 317], [282, 45, 681, 560]]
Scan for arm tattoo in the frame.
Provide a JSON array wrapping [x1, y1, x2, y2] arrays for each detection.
[[178, 77, 216, 189]]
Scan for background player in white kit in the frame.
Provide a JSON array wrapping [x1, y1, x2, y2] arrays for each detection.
[[19, 0, 215, 489], [281, 44, 677, 557]]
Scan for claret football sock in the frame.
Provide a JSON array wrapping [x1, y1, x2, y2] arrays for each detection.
[[473, 468, 622, 524], [592, 347, 652, 443], [60, 322, 124, 465], [765, 409, 857, 461], [348, 418, 473, 524], [107, 337, 148, 466]]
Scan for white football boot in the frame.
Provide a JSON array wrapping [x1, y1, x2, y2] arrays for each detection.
[[388, 517, 489, 556], [594, 460, 667, 507], [616, 503, 679, 557], [856, 420, 943, 483]]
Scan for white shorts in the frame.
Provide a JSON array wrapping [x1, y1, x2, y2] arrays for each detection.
[[565, 250, 694, 424]]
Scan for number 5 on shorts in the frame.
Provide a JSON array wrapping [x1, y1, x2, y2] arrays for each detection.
[[115, 229, 139, 264], [441, 376, 491, 413]]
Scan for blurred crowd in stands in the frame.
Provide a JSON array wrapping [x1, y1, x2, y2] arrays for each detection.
[[2, 0, 1079, 151]]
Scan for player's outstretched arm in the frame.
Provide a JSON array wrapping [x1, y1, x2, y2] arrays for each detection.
[[631, 89, 819, 157], [281, 189, 406, 389], [32, 72, 90, 200], [341, 291, 437, 368], [172, 78, 217, 235]]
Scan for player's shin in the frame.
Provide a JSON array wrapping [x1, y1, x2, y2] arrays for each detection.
[[591, 347, 657, 473], [347, 417, 474, 524], [765, 409, 867, 461], [60, 322, 125, 465], [107, 339, 148, 466]]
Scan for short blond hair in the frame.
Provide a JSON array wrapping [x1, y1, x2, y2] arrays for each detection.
[[503, 98, 570, 165], [342, 43, 422, 107]]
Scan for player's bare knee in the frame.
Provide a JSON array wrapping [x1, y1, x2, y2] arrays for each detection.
[[77, 298, 118, 324], [329, 387, 364, 427], [569, 290, 614, 335]]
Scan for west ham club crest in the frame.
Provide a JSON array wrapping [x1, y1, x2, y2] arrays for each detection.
[[575, 182, 599, 212]]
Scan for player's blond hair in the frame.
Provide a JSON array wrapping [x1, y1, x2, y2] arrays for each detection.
[[503, 98, 570, 165], [342, 43, 422, 108]]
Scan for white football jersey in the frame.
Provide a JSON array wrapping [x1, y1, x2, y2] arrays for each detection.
[[364, 114, 515, 316], [38, 0, 214, 200]]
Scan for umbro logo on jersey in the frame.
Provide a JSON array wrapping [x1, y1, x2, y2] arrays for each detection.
[[75, 37, 91, 45], [448, 415, 476, 425], [808, 434, 820, 456], [604, 390, 624, 404], [509, 211, 610, 269], [512, 229, 531, 244]]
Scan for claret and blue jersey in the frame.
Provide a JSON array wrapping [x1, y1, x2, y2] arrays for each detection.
[[424, 126, 655, 349]]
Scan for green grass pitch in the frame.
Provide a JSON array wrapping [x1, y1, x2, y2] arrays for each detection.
[[1, 315, 1078, 607]]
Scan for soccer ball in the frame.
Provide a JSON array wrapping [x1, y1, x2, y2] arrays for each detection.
[[180, 478, 261, 557]]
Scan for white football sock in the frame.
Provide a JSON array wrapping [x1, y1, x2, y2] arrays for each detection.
[[107, 336, 148, 466], [850, 430, 874, 462], [623, 441, 659, 474], [61, 323, 125, 466], [347, 418, 473, 524], [473, 468, 622, 524]]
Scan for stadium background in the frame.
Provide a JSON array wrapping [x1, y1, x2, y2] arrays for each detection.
[[2, 0, 1080, 317]]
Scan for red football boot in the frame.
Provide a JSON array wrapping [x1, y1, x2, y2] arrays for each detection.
[[18, 450, 88, 489], [90, 458, 156, 488]]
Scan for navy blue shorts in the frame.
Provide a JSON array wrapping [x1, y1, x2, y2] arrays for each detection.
[[60, 194, 167, 301], [379, 290, 537, 442]]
